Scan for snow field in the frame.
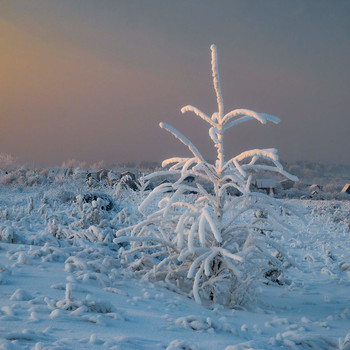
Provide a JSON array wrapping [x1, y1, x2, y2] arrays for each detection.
[[0, 182, 349, 349]]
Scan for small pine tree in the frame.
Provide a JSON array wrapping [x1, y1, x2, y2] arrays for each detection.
[[115, 44, 299, 307]]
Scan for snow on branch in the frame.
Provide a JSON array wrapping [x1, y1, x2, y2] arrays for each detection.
[[234, 148, 279, 163], [181, 106, 218, 127], [222, 109, 280, 128], [159, 122, 205, 163], [210, 44, 224, 120]]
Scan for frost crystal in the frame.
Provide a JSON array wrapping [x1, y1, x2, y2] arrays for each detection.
[[115, 44, 299, 307]]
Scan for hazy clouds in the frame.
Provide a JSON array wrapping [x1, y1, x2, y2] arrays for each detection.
[[1, 0, 350, 166]]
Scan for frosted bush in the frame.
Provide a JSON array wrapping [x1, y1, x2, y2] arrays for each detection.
[[115, 44, 299, 307], [0, 226, 15, 243], [0, 168, 47, 186], [109, 178, 145, 229], [56, 284, 115, 313]]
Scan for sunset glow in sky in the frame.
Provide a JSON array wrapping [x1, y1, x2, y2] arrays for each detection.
[[1, 0, 350, 166]]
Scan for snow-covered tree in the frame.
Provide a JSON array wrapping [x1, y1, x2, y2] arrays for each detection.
[[115, 44, 299, 307]]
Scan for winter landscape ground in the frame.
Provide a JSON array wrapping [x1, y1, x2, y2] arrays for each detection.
[[1, 43, 350, 350], [0, 175, 349, 350], [2, 1, 350, 348]]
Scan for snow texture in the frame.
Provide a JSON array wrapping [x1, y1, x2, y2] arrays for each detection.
[[0, 179, 350, 349]]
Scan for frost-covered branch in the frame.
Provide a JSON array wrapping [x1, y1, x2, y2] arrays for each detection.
[[181, 106, 218, 127], [222, 109, 280, 129], [159, 123, 208, 168], [210, 44, 224, 121]]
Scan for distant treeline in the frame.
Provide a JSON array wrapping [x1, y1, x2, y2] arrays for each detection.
[[281, 161, 350, 182]]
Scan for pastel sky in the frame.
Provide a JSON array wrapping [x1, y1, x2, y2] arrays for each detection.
[[1, 0, 350, 167]]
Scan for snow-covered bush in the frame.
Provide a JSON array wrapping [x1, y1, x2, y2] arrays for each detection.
[[0, 168, 47, 186], [115, 44, 299, 307], [0, 226, 15, 243], [0, 168, 27, 185]]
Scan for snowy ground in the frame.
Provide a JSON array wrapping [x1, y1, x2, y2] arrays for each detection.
[[0, 181, 350, 349]]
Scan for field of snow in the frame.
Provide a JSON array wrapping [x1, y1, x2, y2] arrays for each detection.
[[0, 180, 350, 350]]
